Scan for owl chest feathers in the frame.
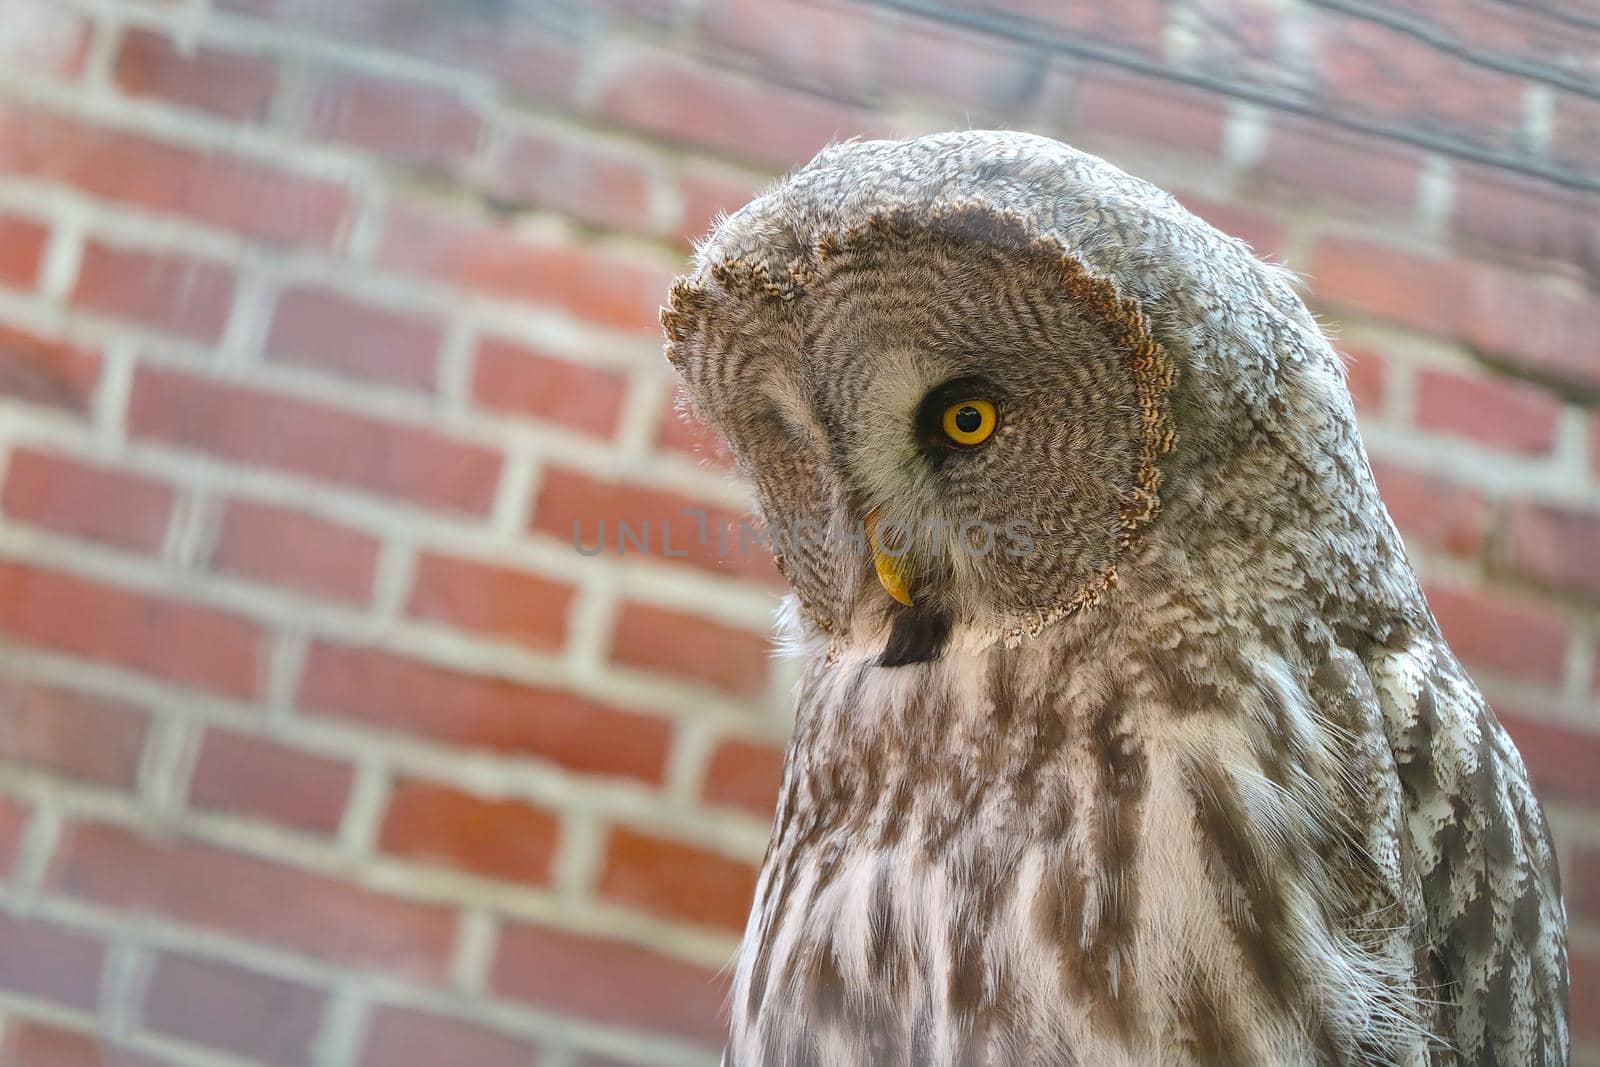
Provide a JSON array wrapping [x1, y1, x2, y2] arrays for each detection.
[[727, 637, 1431, 1067]]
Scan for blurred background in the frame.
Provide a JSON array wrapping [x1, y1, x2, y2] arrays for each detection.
[[0, 0, 1593, 1064]]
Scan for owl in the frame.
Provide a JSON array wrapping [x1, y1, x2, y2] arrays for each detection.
[[662, 131, 1568, 1067]]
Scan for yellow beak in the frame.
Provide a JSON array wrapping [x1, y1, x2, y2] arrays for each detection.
[[864, 508, 914, 607]]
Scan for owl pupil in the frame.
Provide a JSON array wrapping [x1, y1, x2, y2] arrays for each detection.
[[954, 406, 982, 433]]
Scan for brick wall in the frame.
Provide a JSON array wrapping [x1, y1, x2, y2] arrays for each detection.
[[0, 0, 1593, 1064]]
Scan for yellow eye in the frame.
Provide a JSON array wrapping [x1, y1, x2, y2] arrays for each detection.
[[941, 398, 997, 446]]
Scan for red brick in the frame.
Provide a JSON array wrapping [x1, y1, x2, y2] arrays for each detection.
[[265, 286, 441, 391], [597, 825, 757, 931], [1342, 347, 1387, 411], [1501, 501, 1600, 600], [0, 2, 91, 80], [493, 130, 655, 233], [1552, 89, 1600, 173], [379, 779, 560, 887], [700, 0, 880, 94], [446, 29, 583, 107], [302, 69, 481, 172], [359, 1007, 534, 1067], [113, 28, 278, 121], [0, 1023, 89, 1067], [0, 561, 263, 698], [0, 796, 26, 877], [877, 16, 1038, 111], [1315, 18, 1524, 143], [0, 679, 148, 788], [1256, 121, 1422, 215], [1171, 191, 1288, 260], [72, 241, 234, 341], [978, 0, 1165, 53], [1424, 582, 1569, 684], [0, 914, 105, 1011], [0, 799, 23, 876], [1309, 235, 1600, 392], [298, 642, 671, 783], [1460, 275, 1600, 393], [1574, 945, 1600, 1044], [1572, 844, 1600, 922], [702, 736, 784, 816], [1309, 235, 1475, 338], [209, 498, 380, 603], [0, 213, 49, 290], [1380, 0, 1586, 72], [597, 0, 685, 23], [405, 552, 574, 650], [596, 52, 880, 170], [676, 163, 764, 246], [0, 105, 347, 246], [142, 953, 324, 1066], [127, 366, 503, 514], [1072, 72, 1227, 157], [1169, 0, 1280, 87], [1452, 167, 1600, 274], [1496, 711, 1600, 809], [572, 1054, 653, 1067], [609, 600, 770, 697], [216, 2, 583, 107], [1413, 368, 1560, 455], [187, 730, 353, 834], [471, 337, 627, 438], [46, 821, 457, 978], [0, 323, 98, 413], [1369, 460, 1489, 558], [531, 465, 779, 586], [655, 391, 735, 467], [377, 199, 672, 334], [0, 1021, 165, 1067], [491, 922, 727, 1043], [2, 448, 174, 554]]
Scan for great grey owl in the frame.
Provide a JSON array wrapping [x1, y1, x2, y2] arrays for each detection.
[[661, 131, 1568, 1067]]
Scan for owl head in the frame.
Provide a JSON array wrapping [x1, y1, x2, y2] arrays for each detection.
[[664, 132, 1388, 665]]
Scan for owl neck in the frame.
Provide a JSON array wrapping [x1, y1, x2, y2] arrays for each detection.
[[1154, 431, 1425, 650], [785, 464, 1426, 793], [782, 394, 1427, 791]]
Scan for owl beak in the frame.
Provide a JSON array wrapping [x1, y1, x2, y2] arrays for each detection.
[[864, 507, 914, 607]]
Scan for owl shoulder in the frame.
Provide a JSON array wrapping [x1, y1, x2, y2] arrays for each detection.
[[1364, 636, 1569, 1066]]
